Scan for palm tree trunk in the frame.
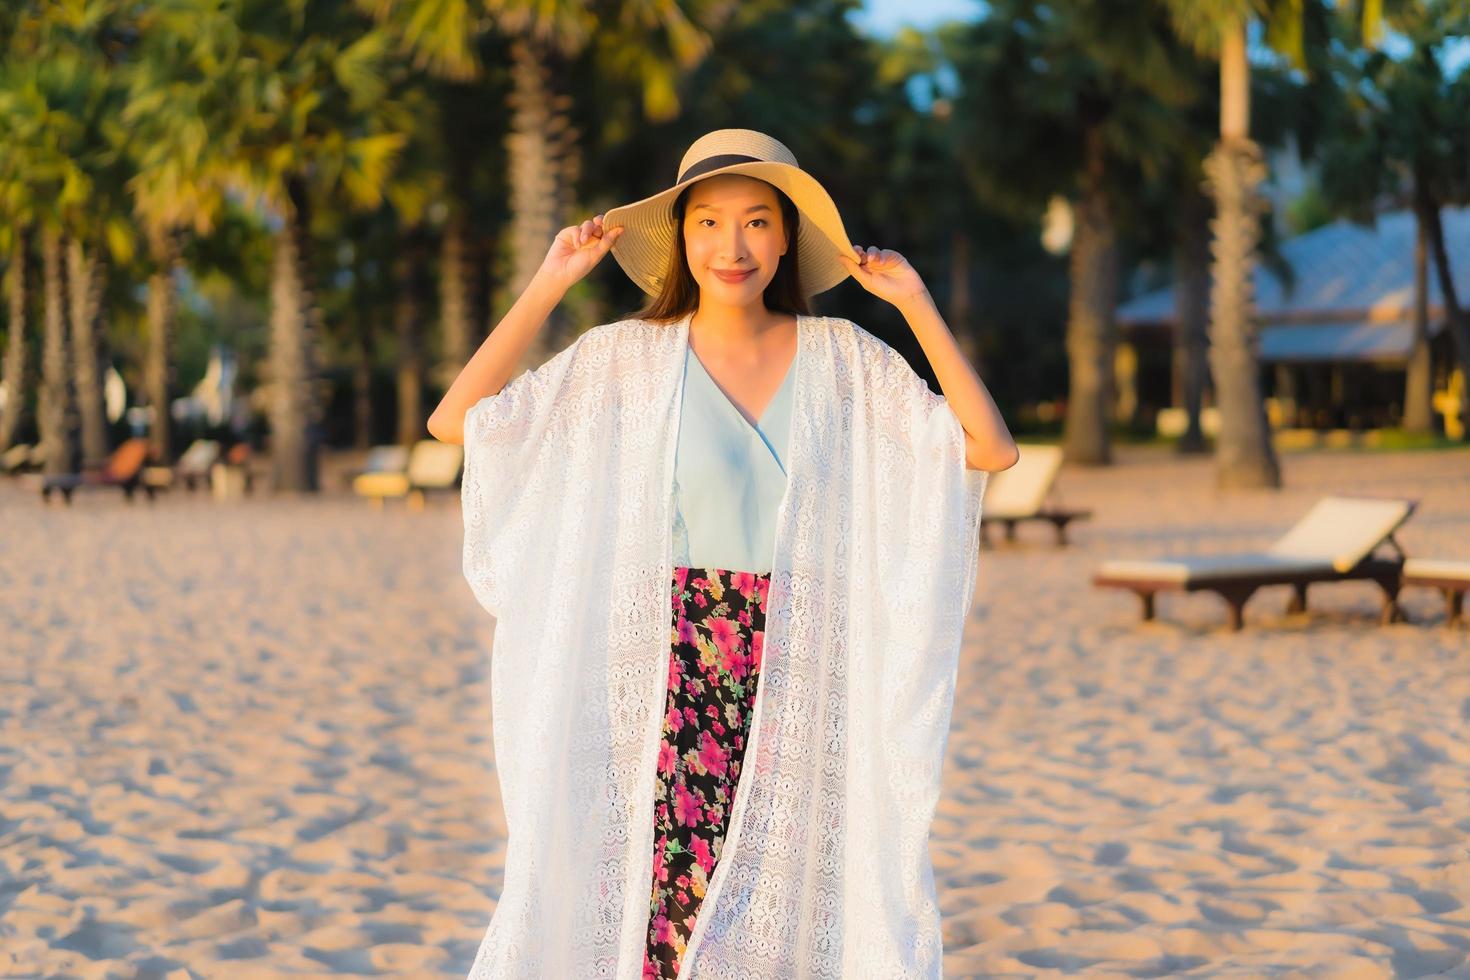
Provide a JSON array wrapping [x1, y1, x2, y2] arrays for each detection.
[[39, 227, 74, 477], [1063, 123, 1117, 465], [440, 212, 474, 373], [1421, 193, 1470, 433], [145, 230, 179, 462], [1203, 17, 1280, 488], [395, 232, 428, 445], [505, 37, 579, 371], [351, 250, 376, 450], [268, 177, 322, 492], [1173, 186, 1210, 453], [949, 228, 983, 373], [67, 239, 111, 469], [1403, 184, 1434, 433], [1, 233, 29, 452]]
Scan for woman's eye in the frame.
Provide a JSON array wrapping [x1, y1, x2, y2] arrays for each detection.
[[748, 219, 767, 227]]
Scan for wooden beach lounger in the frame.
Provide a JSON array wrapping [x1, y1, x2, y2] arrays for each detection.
[[1, 442, 42, 475], [1092, 495, 1416, 630], [979, 443, 1092, 546], [1401, 559, 1469, 627], [41, 438, 159, 504], [353, 440, 463, 510]]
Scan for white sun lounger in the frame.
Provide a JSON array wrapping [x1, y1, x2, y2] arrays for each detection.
[[1093, 495, 1416, 630], [354, 440, 463, 510], [1401, 559, 1469, 627], [979, 444, 1092, 546]]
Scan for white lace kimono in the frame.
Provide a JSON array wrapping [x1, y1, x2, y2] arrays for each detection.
[[461, 313, 987, 979]]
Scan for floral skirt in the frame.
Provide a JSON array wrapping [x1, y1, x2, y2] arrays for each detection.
[[642, 566, 770, 980]]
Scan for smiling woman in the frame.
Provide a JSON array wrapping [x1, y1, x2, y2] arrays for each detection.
[[441, 129, 1014, 980]]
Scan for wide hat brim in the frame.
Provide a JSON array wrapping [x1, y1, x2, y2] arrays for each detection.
[[603, 160, 857, 298]]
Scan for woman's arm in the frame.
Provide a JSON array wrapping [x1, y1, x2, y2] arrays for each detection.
[[426, 215, 624, 445], [426, 272, 566, 445], [895, 289, 1019, 473], [838, 246, 1019, 472]]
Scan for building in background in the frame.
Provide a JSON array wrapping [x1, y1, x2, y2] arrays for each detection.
[[1117, 207, 1469, 435]]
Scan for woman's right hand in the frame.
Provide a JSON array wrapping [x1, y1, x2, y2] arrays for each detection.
[[536, 214, 624, 290]]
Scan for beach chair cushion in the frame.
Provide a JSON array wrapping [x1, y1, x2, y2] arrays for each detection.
[[362, 444, 410, 475], [405, 440, 464, 489], [103, 439, 151, 482], [1266, 496, 1413, 572], [1097, 553, 1332, 582], [177, 440, 221, 474], [1403, 559, 1470, 582], [981, 443, 1063, 519], [354, 471, 412, 497]]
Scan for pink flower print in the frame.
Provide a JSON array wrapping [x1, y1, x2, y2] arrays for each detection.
[[750, 630, 764, 671], [676, 615, 698, 647], [683, 706, 698, 727], [720, 642, 748, 681], [754, 575, 770, 606], [667, 649, 683, 689], [658, 742, 678, 775], [653, 835, 669, 883], [731, 571, 757, 598], [674, 784, 703, 827], [688, 834, 714, 874], [693, 592, 709, 608], [707, 616, 739, 657], [666, 704, 684, 733], [697, 730, 730, 777], [673, 567, 690, 593], [652, 912, 672, 944], [738, 608, 751, 627]]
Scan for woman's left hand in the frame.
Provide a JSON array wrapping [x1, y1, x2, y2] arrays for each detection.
[[838, 245, 929, 308]]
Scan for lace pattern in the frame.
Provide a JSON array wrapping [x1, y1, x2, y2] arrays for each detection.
[[462, 316, 986, 979]]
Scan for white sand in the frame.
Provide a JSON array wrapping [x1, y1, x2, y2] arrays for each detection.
[[0, 446, 1465, 977]]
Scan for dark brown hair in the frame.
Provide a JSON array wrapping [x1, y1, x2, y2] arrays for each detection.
[[627, 177, 812, 324]]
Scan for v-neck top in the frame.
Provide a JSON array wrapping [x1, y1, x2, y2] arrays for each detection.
[[670, 329, 799, 575]]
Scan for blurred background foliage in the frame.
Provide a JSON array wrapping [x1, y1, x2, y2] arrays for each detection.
[[2, 0, 1467, 491]]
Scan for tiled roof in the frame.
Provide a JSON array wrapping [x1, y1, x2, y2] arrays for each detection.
[[1117, 206, 1470, 325]]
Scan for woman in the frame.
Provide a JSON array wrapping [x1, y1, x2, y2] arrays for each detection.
[[430, 129, 1017, 980]]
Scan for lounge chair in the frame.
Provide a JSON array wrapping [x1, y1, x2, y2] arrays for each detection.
[[353, 440, 463, 510], [342, 444, 410, 490], [980, 444, 1092, 546], [1, 443, 42, 475], [175, 439, 221, 490], [41, 438, 160, 504], [1401, 559, 1469, 627], [1092, 495, 1416, 630]]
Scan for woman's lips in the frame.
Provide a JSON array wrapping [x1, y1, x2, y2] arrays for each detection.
[[713, 268, 755, 283]]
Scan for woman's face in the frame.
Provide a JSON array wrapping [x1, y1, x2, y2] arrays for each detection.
[[682, 174, 788, 303]]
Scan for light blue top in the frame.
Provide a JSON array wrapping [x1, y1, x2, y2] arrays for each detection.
[[671, 335, 799, 574]]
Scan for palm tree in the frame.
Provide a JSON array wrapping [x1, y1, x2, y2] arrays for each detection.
[[361, 0, 716, 372], [1316, 4, 1470, 435], [0, 231, 28, 452], [138, 0, 408, 492], [951, 0, 1204, 464], [1164, 0, 1386, 486], [124, 2, 233, 463]]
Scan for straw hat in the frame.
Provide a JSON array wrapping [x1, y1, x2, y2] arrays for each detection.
[[603, 128, 857, 297]]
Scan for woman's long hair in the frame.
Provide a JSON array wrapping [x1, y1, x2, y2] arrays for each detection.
[[627, 178, 811, 324]]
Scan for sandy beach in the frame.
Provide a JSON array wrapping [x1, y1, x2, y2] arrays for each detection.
[[2, 446, 1466, 978]]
